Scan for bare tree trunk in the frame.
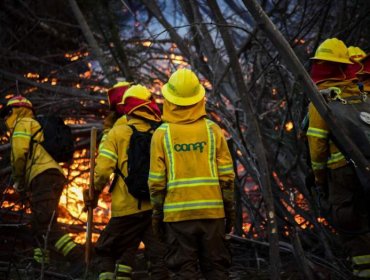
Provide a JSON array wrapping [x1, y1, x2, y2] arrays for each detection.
[[206, 1, 282, 278], [68, 0, 112, 83]]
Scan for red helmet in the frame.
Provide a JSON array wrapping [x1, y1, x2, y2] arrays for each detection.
[[107, 81, 131, 111], [6, 96, 33, 109]]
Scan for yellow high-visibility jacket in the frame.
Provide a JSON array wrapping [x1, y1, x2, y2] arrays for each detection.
[[94, 116, 154, 217], [148, 99, 235, 222], [8, 108, 64, 189], [306, 80, 359, 184]]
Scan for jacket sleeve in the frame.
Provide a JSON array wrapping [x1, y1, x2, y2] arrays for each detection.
[[306, 103, 329, 185], [94, 129, 118, 192], [148, 129, 167, 211], [11, 120, 32, 188], [213, 124, 235, 186]]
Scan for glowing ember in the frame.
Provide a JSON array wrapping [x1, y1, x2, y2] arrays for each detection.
[[142, 41, 152, 47], [25, 73, 40, 79], [51, 78, 58, 86], [285, 121, 294, 132]]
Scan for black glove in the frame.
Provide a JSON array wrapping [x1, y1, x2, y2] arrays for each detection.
[[221, 182, 235, 234], [224, 200, 235, 233], [152, 209, 165, 241], [83, 189, 100, 212]]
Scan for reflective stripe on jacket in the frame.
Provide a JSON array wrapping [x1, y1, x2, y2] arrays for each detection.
[[10, 115, 64, 188], [307, 103, 347, 173], [94, 116, 152, 217], [149, 118, 235, 222]]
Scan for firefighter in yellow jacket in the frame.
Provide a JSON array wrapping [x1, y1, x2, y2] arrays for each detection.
[[86, 85, 168, 280], [98, 81, 131, 151], [0, 96, 84, 277], [149, 68, 235, 279], [307, 38, 370, 278]]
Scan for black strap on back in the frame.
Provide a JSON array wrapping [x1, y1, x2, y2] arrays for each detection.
[[108, 124, 154, 209], [108, 125, 152, 191]]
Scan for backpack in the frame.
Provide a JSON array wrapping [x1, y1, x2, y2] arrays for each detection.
[[31, 115, 74, 163], [110, 124, 154, 209], [325, 94, 370, 192]]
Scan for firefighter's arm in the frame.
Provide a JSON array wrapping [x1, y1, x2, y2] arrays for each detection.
[[307, 104, 330, 189], [214, 123, 236, 233], [214, 124, 235, 184], [148, 129, 167, 213], [11, 120, 32, 191], [85, 130, 117, 209], [148, 129, 166, 239]]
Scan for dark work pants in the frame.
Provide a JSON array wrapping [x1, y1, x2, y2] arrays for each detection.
[[30, 169, 83, 261], [329, 165, 370, 258], [165, 219, 231, 280], [95, 210, 169, 280]]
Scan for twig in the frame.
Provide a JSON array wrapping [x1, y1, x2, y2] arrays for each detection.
[[41, 210, 55, 280]]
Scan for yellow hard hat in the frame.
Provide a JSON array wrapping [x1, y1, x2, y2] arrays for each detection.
[[161, 69, 205, 106], [311, 38, 353, 64], [120, 84, 151, 104], [113, 81, 131, 88], [348, 46, 366, 62]]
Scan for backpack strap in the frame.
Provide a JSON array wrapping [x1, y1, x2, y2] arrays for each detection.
[[108, 166, 125, 193], [128, 124, 153, 133]]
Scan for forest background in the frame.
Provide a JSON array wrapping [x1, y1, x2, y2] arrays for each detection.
[[1, 0, 370, 279]]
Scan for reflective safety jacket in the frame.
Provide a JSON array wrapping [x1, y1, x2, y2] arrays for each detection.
[[306, 81, 358, 184], [8, 108, 64, 189], [149, 99, 235, 222], [94, 116, 153, 217]]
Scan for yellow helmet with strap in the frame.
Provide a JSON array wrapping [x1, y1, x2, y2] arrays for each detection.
[[161, 68, 205, 106], [311, 38, 353, 64]]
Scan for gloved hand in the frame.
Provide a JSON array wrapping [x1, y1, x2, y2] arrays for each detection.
[[224, 201, 235, 234], [314, 169, 329, 200], [221, 182, 235, 234], [83, 189, 100, 212], [152, 209, 165, 241]]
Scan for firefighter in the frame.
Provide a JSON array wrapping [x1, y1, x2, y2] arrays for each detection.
[[149, 68, 235, 279], [0, 96, 84, 277], [307, 38, 370, 278], [84, 85, 168, 280], [99, 81, 131, 151]]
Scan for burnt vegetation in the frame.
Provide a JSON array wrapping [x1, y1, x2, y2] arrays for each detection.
[[1, 0, 370, 279]]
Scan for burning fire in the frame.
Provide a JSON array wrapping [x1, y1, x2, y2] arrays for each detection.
[[58, 148, 111, 244]]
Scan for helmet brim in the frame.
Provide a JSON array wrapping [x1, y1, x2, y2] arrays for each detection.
[[310, 56, 353, 64], [161, 83, 205, 106]]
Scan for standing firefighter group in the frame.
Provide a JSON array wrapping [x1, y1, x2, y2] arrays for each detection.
[[1, 69, 235, 279], [2, 38, 370, 280]]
